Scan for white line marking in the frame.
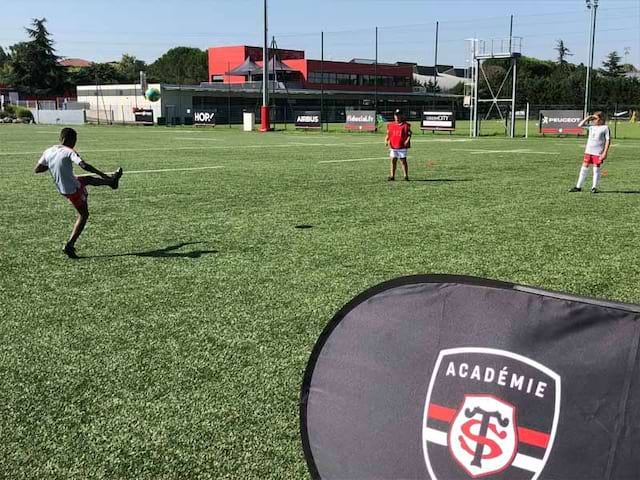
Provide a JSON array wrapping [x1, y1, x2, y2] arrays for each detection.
[[0, 142, 377, 156], [173, 137, 219, 141], [452, 148, 560, 155], [511, 453, 544, 472], [424, 427, 447, 446], [318, 156, 387, 164], [125, 166, 223, 174], [424, 427, 543, 473]]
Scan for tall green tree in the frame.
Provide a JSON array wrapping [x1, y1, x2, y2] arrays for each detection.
[[555, 40, 573, 65], [602, 51, 624, 77], [115, 54, 146, 83], [0, 46, 8, 68], [8, 18, 65, 94], [147, 47, 207, 84], [69, 62, 123, 86]]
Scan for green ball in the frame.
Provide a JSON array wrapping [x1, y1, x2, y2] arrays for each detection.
[[145, 88, 161, 102]]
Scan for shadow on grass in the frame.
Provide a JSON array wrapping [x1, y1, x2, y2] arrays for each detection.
[[81, 242, 217, 259], [598, 190, 640, 195]]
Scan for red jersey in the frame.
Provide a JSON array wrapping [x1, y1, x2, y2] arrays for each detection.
[[387, 121, 412, 149]]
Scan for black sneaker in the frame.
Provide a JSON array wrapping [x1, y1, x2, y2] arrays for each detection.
[[63, 243, 78, 259], [590, 187, 598, 194], [387, 176, 395, 182], [404, 176, 410, 181], [568, 187, 581, 192], [111, 167, 123, 190]]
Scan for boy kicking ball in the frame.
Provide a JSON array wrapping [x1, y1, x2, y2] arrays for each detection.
[[569, 111, 610, 194], [34, 127, 123, 258], [385, 109, 412, 181]]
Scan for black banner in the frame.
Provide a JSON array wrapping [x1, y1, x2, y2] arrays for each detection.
[[422, 111, 456, 131], [295, 111, 322, 129], [193, 110, 216, 126], [539, 110, 584, 135], [134, 109, 154, 124], [301, 275, 640, 480], [345, 109, 377, 131]]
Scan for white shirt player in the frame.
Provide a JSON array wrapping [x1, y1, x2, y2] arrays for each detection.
[[584, 125, 610, 156], [37, 145, 83, 195]]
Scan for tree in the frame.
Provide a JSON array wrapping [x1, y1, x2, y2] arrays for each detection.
[[7, 18, 65, 94], [69, 62, 123, 86], [115, 54, 146, 83], [555, 40, 573, 65], [147, 47, 207, 84], [602, 51, 624, 77], [425, 79, 441, 94], [0, 46, 8, 68]]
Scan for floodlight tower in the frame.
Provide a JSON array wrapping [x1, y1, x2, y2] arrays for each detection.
[[260, 0, 270, 132], [584, 0, 599, 117]]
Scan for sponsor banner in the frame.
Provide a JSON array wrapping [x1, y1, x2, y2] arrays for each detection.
[[301, 275, 640, 480], [345, 110, 377, 131], [134, 109, 154, 124], [422, 111, 456, 131], [193, 110, 216, 126], [539, 110, 583, 135], [295, 110, 322, 129]]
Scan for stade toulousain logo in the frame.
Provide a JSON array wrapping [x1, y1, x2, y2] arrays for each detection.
[[422, 348, 561, 480]]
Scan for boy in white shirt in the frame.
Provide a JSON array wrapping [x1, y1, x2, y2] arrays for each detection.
[[569, 111, 611, 194], [35, 128, 123, 258]]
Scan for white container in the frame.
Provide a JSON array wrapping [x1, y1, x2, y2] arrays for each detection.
[[243, 112, 255, 132]]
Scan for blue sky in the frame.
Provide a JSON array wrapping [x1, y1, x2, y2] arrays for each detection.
[[2, 0, 638, 68]]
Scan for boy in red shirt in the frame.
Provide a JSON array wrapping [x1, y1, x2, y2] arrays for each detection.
[[384, 109, 412, 181]]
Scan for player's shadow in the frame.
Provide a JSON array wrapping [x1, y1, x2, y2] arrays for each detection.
[[83, 242, 217, 259], [598, 190, 640, 194]]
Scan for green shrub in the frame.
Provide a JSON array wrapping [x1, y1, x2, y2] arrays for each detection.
[[15, 106, 33, 120], [4, 104, 15, 114]]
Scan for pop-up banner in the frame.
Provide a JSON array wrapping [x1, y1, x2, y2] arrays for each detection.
[[300, 275, 640, 480], [295, 111, 322, 129], [421, 111, 456, 131], [539, 110, 584, 135], [345, 110, 377, 131], [134, 108, 154, 124], [193, 110, 216, 126]]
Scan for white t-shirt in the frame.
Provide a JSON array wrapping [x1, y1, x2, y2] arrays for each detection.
[[584, 125, 610, 156], [38, 145, 84, 195]]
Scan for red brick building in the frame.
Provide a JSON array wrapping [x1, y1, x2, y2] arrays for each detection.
[[208, 45, 413, 93]]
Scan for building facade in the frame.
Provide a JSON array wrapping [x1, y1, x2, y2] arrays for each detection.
[[208, 45, 413, 93]]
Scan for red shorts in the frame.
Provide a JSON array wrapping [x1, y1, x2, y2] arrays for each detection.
[[63, 177, 89, 210], [583, 153, 603, 166]]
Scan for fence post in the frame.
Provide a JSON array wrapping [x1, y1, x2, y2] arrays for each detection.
[[614, 103, 618, 139], [525, 102, 530, 138]]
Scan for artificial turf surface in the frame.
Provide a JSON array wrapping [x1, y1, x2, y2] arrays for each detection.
[[1, 123, 639, 478]]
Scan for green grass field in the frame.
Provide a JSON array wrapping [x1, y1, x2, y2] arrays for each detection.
[[1, 123, 640, 479]]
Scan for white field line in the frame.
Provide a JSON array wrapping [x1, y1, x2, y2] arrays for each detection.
[[0, 142, 380, 156], [452, 148, 560, 155], [125, 166, 223, 174], [172, 137, 220, 141], [319, 156, 388, 164]]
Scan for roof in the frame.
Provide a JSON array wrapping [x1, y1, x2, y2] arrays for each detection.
[[226, 57, 261, 75], [253, 58, 298, 74], [59, 58, 92, 68], [415, 65, 466, 78]]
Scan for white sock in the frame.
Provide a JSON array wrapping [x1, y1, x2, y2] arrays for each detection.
[[592, 167, 600, 189], [576, 166, 589, 188]]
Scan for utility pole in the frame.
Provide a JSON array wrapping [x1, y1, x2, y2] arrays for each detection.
[[260, 0, 270, 131], [374, 26, 378, 112], [584, 0, 599, 117]]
